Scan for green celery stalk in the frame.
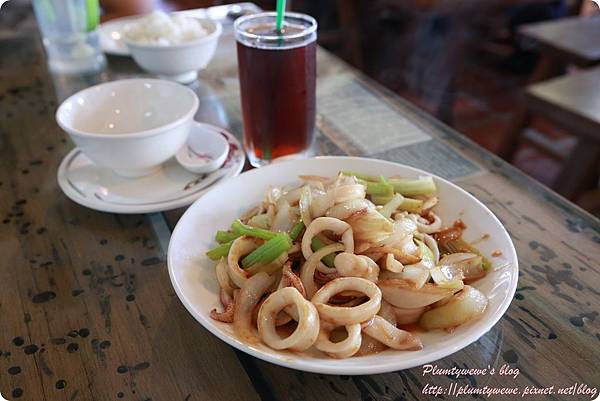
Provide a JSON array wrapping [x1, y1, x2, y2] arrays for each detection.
[[215, 230, 240, 244], [231, 220, 278, 240], [289, 220, 305, 242], [206, 241, 233, 260], [361, 179, 394, 197], [389, 177, 436, 196], [241, 234, 292, 268], [371, 194, 393, 205], [440, 239, 493, 270], [379, 193, 405, 219], [311, 237, 336, 267]]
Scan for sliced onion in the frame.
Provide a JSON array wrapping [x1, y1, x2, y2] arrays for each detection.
[[329, 184, 366, 204], [233, 272, 275, 343], [271, 200, 294, 232], [310, 191, 334, 218], [380, 265, 430, 288], [264, 186, 282, 206], [363, 245, 421, 265], [326, 199, 372, 221], [247, 213, 272, 229], [279, 187, 304, 204], [378, 217, 416, 248], [299, 186, 313, 226], [347, 209, 393, 249], [328, 172, 359, 188], [430, 266, 464, 290], [423, 234, 440, 264], [392, 306, 425, 325], [382, 253, 404, 273], [419, 285, 488, 330], [438, 253, 485, 282], [379, 278, 455, 308]]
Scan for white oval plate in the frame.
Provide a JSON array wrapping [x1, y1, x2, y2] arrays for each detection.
[[57, 123, 244, 214], [168, 157, 518, 374]]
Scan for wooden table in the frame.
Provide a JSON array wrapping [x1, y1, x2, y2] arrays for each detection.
[[1, 4, 599, 401], [499, 15, 600, 160], [526, 66, 600, 199], [520, 15, 600, 68]]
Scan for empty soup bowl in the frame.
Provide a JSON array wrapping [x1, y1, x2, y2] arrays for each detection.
[[56, 78, 199, 177]]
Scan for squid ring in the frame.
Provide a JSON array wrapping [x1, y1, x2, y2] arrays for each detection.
[[362, 315, 422, 350], [258, 287, 320, 351], [334, 253, 379, 283], [311, 277, 382, 325], [301, 217, 354, 274], [314, 322, 362, 359], [216, 257, 236, 295], [300, 243, 345, 299], [227, 236, 261, 288], [233, 272, 275, 343], [416, 212, 442, 234]]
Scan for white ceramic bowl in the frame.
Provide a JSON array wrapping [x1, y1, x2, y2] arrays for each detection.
[[56, 78, 199, 177], [124, 18, 222, 83], [168, 156, 519, 375]]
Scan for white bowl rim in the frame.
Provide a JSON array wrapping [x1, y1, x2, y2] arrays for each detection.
[[167, 156, 520, 375], [123, 17, 223, 49], [55, 78, 199, 139]]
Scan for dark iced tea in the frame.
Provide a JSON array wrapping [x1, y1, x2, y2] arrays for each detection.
[[234, 13, 317, 166]]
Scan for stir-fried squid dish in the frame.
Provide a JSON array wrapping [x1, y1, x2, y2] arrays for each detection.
[[205, 172, 491, 358]]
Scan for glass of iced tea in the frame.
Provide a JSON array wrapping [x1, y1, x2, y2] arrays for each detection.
[[234, 12, 317, 167]]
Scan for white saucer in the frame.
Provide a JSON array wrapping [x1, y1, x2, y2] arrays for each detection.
[[176, 122, 229, 174], [57, 125, 244, 214]]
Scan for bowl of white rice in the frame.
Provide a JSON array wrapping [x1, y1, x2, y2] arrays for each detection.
[[124, 11, 222, 83]]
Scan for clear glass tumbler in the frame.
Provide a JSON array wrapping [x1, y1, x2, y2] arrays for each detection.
[[234, 12, 317, 167], [32, 0, 106, 74]]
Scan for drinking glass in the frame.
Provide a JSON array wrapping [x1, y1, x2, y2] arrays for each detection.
[[234, 12, 317, 167], [32, 0, 106, 74]]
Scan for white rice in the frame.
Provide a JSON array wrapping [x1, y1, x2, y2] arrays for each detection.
[[124, 11, 209, 46]]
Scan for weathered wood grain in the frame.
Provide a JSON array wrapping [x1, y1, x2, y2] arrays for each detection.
[[2, 4, 599, 401], [0, 34, 260, 401]]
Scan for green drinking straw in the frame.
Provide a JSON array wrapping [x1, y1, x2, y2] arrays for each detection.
[[85, 0, 100, 31], [275, 0, 286, 33]]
